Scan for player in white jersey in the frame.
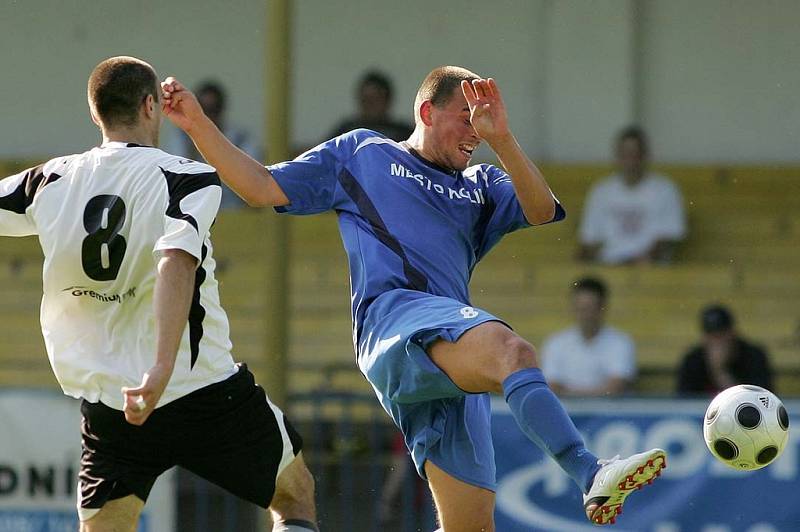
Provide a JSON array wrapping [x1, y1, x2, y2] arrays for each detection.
[[0, 57, 317, 532]]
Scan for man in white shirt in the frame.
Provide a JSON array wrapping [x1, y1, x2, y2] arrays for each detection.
[[578, 126, 686, 265], [0, 56, 316, 532], [541, 277, 636, 396]]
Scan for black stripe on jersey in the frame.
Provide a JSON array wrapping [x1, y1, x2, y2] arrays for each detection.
[[336, 168, 429, 292], [188, 243, 209, 369], [0, 164, 62, 214], [160, 167, 221, 233]]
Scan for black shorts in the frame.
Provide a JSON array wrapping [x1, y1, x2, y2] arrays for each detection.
[[78, 364, 302, 518]]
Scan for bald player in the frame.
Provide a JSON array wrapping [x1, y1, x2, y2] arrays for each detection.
[[162, 67, 666, 530]]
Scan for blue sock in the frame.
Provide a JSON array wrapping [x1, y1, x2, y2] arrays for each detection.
[[503, 367, 600, 493]]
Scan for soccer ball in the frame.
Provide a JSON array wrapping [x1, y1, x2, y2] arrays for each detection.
[[703, 384, 790, 470]]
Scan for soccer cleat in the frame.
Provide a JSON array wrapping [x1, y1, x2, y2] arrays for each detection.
[[583, 448, 667, 525]]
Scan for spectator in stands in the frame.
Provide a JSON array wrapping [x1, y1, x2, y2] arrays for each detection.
[[163, 80, 259, 209], [329, 70, 414, 141], [578, 126, 686, 265], [677, 305, 774, 395], [541, 277, 637, 396]]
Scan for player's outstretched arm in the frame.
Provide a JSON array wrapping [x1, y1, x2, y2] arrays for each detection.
[[160, 77, 289, 208], [122, 248, 196, 425], [462, 79, 557, 224]]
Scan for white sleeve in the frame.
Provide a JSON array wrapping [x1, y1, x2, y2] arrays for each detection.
[[0, 169, 39, 237], [608, 333, 637, 379], [540, 335, 565, 383], [579, 182, 606, 244], [154, 169, 222, 262], [654, 180, 686, 240]]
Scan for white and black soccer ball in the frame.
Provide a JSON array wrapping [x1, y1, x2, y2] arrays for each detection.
[[703, 384, 790, 470]]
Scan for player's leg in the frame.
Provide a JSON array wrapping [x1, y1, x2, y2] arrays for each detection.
[[360, 290, 664, 525], [424, 461, 495, 532], [79, 495, 143, 532], [428, 320, 601, 492], [77, 400, 169, 532], [174, 365, 318, 531], [427, 320, 535, 393], [427, 321, 666, 524], [269, 452, 317, 531], [357, 292, 525, 530]]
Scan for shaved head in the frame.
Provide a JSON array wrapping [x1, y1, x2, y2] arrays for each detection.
[[414, 66, 479, 119]]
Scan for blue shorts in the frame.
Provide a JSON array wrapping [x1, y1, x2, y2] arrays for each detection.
[[357, 289, 507, 491]]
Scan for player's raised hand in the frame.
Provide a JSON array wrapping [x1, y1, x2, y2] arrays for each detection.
[[121, 363, 172, 426], [161, 77, 206, 133], [461, 78, 511, 145]]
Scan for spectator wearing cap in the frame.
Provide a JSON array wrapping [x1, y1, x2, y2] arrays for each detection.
[[676, 305, 774, 396], [540, 277, 637, 396]]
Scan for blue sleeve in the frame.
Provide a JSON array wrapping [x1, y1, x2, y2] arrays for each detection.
[[268, 134, 354, 215], [476, 165, 565, 259]]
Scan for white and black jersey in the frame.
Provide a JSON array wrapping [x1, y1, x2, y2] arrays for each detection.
[[0, 141, 237, 409]]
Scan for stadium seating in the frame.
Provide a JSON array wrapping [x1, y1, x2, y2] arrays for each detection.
[[0, 162, 798, 396]]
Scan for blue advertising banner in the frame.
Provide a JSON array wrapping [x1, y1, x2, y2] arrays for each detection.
[[0, 511, 147, 532], [492, 398, 800, 532]]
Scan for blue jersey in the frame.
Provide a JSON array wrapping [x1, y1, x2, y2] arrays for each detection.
[[269, 129, 565, 340]]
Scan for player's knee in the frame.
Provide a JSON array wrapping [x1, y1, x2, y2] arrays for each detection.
[[500, 335, 538, 375], [271, 461, 316, 521]]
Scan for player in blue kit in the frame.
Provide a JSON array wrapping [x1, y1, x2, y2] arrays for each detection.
[[161, 67, 666, 530]]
